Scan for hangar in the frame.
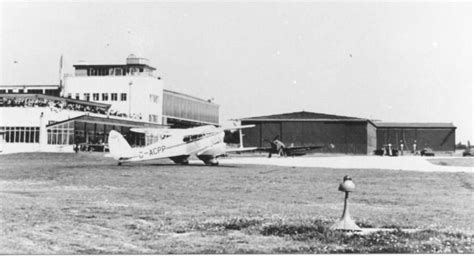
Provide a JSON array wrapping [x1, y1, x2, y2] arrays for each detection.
[[240, 111, 457, 155], [374, 122, 456, 152], [240, 111, 377, 155]]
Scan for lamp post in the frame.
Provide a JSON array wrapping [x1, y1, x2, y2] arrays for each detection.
[[128, 81, 133, 117], [330, 175, 361, 231], [13, 60, 18, 85], [39, 112, 44, 151]]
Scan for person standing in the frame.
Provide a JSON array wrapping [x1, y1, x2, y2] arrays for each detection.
[[400, 140, 404, 156], [74, 142, 79, 154]]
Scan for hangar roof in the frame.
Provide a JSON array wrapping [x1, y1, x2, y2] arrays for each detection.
[[240, 111, 365, 121], [374, 122, 456, 128]]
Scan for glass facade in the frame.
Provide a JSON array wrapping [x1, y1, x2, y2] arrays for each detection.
[[47, 122, 74, 145], [163, 91, 219, 124], [1, 126, 40, 143], [69, 120, 145, 146]]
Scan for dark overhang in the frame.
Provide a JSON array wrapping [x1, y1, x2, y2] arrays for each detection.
[[73, 64, 156, 71], [0, 85, 60, 88], [47, 114, 167, 128]]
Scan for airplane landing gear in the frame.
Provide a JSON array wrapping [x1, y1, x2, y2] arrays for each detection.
[[197, 155, 219, 166], [204, 159, 219, 166], [170, 155, 190, 165]]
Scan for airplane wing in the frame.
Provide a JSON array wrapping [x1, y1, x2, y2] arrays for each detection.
[[284, 145, 324, 155], [221, 124, 255, 131], [131, 127, 174, 135], [252, 145, 324, 154], [252, 147, 273, 152], [286, 145, 324, 151], [225, 147, 258, 153], [132, 125, 224, 139]]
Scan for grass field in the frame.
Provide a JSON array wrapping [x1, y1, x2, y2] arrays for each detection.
[[427, 158, 474, 167], [0, 153, 472, 254]]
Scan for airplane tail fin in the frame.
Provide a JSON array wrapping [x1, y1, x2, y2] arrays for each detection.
[[107, 130, 134, 160]]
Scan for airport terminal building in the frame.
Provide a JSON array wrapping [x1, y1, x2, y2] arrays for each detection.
[[0, 55, 219, 153]]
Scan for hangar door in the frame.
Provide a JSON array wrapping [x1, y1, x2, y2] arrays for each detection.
[[260, 122, 281, 148]]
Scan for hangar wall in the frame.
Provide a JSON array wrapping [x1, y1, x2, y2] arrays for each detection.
[[375, 125, 456, 152], [241, 120, 376, 155]]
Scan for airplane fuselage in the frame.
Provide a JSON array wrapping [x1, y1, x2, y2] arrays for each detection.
[[115, 125, 225, 164], [108, 124, 255, 166]]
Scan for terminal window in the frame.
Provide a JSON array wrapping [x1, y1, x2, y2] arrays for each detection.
[[149, 94, 159, 103], [149, 114, 159, 123], [84, 93, 90, 101], [28, 89, 43, 94], [93, 93, 99, 101], [121, 93, 127, 101], [2, 126, 40, 143], [111, 93, 118, 101], [75, 93, 80, 100], [102, 93, 109, 101]]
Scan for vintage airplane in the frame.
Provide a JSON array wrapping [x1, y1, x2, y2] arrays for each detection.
[[107, 124, 256, 166], [261, 135, 324, 158]]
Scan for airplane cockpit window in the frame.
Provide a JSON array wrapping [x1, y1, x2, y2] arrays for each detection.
[[183, 133, 206, 143]]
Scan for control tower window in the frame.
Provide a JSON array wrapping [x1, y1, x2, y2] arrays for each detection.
[[120, 93, 127, 101]]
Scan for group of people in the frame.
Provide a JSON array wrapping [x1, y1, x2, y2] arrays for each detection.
[[1, 96, 108, 115], [2, 97, 50, 107], [2, 96, 144, 121], [378, 140, 419, 156], [107, 110, 142, 120]]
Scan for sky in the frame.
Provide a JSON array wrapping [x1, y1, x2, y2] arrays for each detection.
[[0, 1, 472, 142]]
